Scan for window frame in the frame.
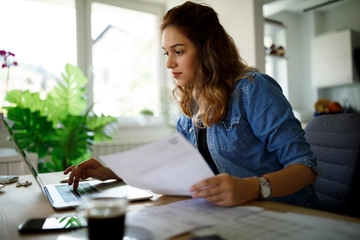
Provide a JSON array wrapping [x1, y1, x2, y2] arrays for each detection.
[[75, 0, 168, 125]]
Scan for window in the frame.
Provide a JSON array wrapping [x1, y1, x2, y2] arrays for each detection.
[[0, 0, 76, 102], [0, 0, 165, 119], [91, 3, 159, 117]]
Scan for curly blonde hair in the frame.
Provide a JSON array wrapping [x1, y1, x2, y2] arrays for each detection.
[[160, 1, 256, 127]]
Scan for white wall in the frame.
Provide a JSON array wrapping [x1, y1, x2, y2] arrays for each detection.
[[166, 0, 265, 72]]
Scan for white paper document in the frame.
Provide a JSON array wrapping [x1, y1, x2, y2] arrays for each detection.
[[192, 210, 360, 240], [100, 132, 215, 196], [126, 198, 263, 240]]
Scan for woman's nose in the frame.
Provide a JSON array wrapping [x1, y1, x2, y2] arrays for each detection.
[[166, 56, 176, 69]]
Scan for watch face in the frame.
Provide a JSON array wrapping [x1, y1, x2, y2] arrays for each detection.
[[258, 177, 271, 199], [262, 187, 271, 198]]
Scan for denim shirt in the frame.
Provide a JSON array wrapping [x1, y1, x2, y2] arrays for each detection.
[[176, 71, 321, 207]]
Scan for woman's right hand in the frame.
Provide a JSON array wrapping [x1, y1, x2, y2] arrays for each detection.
[[63, 158, 121, 190]]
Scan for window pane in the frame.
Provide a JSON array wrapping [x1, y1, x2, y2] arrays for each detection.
[[91, 3, 159, 117], [0, 0, 76, 105]]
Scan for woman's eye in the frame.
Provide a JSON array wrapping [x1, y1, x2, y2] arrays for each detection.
[[163, 51, 183, 57]]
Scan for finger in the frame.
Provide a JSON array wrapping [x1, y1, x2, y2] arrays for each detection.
[[192, 184, 220, 198], [73, 161, 96, 188], [68, 167, 77, 186], [72, 165, 86, 189], [63, 165, 75, 174], [73, 170, 80, 190], [189, 177, 218, 192], [68, 165, 85, 189]]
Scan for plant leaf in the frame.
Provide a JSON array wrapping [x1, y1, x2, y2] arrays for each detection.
[[50, 115, 93, 169], [86, 114, 117, 142], [48, 63, 88, 120], [6, 107, 54, 159], [5, 89, 55, 121]]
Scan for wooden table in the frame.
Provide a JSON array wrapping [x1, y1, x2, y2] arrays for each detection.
[[1, 172, 359, 240]]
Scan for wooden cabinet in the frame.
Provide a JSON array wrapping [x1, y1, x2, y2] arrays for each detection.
[[312, 29, 360, 88]]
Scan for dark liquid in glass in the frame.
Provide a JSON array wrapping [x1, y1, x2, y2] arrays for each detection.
[[87, 207, 125, 240]]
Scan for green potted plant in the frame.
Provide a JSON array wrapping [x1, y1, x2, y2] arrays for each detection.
[[138, 108, 154, 126], [4, 63, 117, 172]]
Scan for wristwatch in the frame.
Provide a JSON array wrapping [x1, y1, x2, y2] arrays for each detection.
[[257, 176, 272, 199]]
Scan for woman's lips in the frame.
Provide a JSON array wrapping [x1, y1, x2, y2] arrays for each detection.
[[172, 72, 181, 78]]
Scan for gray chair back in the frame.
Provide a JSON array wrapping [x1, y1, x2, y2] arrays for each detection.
[[304, 113, 360, 217]]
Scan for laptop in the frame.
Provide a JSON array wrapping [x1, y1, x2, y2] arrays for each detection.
[[1, 116, 153, 210]]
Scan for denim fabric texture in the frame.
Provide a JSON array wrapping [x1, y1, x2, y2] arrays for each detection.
[[176, 71, 321, 207]]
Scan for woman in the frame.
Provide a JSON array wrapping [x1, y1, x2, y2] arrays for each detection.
[[64, 1, 320, 208]]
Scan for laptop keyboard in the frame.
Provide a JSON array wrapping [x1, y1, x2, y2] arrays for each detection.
[[56, 183, 100, 202]]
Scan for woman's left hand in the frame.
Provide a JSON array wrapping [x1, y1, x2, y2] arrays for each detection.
[[189, 173, 258, 207]]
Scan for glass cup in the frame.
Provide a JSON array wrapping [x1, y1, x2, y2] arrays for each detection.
[[77, 195, 128, 240]]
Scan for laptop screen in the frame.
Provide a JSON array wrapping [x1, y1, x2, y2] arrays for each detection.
[[1, 116, 45, 188]]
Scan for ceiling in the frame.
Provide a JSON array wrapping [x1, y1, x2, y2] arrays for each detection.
[[137, 0, 355, 17], [263, 0, 355, 17]]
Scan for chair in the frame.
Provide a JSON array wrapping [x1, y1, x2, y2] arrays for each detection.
[[304, 113, 360, 217]]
